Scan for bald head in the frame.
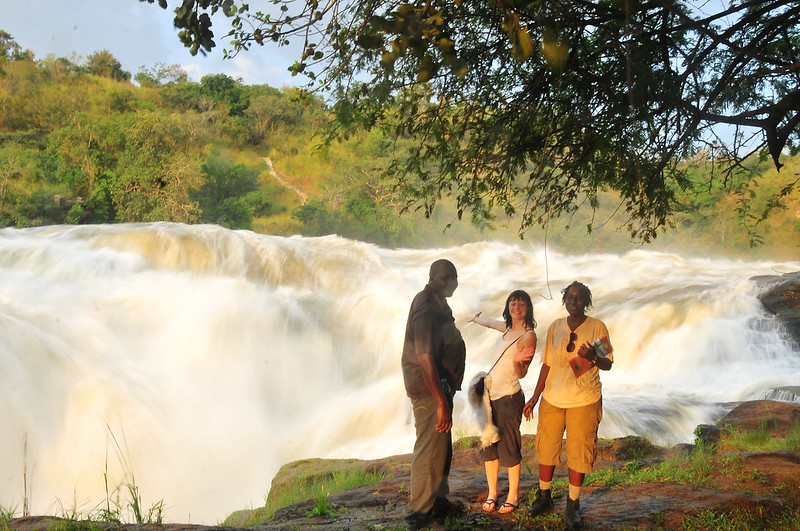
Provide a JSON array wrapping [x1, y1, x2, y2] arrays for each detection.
[[429, 259, 455, 277], [428, 259, 458, 298]]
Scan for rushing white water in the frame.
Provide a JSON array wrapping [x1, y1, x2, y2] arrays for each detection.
[[1, 223, 798, 523]]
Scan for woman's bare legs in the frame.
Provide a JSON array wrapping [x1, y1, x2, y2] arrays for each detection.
[[483, 459, 499, 511], [498, 463, 521, 513]]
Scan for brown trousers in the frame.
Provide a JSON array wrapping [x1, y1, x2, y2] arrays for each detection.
[[409, 394, 453, 513]]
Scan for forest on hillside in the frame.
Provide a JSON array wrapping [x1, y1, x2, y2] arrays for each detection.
[[1, 30, 798, 259]]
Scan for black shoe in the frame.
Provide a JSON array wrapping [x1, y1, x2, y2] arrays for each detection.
[[527, 488, 555, 517], [431, 496, 464, 521], [565, 497, 584, 530], [404, 510, 433, 530]]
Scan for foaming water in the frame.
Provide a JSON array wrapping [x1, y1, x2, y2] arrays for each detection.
[[1, 223, 798, 523]]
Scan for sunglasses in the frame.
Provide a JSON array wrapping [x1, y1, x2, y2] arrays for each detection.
[[566, 332, 578, 352]]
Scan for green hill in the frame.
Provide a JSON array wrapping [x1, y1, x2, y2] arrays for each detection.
[[1, 32, 798, 259]]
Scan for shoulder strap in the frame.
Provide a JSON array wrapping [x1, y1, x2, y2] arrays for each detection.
[[487, 332, 524, 374]]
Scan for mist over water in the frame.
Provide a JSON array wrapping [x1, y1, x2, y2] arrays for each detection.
[[1, 223, 798, 523]]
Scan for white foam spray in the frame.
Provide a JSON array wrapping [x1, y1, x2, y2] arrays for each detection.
[[1, 223, 798, 523]]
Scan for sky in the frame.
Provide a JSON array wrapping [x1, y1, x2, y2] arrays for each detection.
[[0, 0, 301, 87]]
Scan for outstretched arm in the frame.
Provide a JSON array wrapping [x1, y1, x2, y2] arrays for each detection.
[[469, 311, 505, 332]]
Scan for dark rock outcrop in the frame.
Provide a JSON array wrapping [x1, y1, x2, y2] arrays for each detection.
[[752, 271, 800, 345], [718, 399, 800, 433]]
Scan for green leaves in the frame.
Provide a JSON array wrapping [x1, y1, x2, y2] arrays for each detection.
[[173, 1, 218, 56], [193, 150, 260, 229], [355, 34, 383, 50], [140, 0, 800, 241], [353, 4, 464, 81]]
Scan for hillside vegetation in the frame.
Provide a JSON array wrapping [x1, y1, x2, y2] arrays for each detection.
[[1, 33, 798, 259]]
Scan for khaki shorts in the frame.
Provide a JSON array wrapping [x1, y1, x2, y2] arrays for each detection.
[[535, 398, 602, 474]]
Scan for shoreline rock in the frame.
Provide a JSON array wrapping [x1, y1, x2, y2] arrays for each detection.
[[244, 399, 800, 530]]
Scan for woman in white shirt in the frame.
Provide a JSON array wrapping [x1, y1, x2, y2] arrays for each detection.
[[470, 290, 537, 514]]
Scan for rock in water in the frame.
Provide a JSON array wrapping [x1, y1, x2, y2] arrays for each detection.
[[752, 271, 800, 346]]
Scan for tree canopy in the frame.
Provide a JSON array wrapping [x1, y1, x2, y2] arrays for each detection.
[[143, 1, 799, 240]]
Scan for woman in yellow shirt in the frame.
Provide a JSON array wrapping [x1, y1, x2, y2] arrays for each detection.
[[523, 281, 613, 530]]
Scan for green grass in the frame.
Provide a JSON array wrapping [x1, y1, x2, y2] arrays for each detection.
[[2, 426, 164, 529], [514, 486, 568, 531], [588, 422, 800, 491], [223, 466, 393, 527], [0, 505, 15, 520], [39, 475, 163, 528], [0, 505, 15, 531], [305, 490, 334, 518], [679, 507, 768, 531], [719, 422, 800, 453], [587, 438, 731, 489], [100, 426, 164, 525], [0, 477, 162, 531], [94, 480, 163, 525], [582, 424, 800, 530], [451, 429, 473, 444], [46, 521, 107, 531]]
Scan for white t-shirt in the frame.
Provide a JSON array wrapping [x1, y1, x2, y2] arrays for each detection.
[[487, 330, 533, 399]]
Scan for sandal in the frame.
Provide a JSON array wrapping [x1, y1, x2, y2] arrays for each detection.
[[482, 498, 497, 512], [498, 501, 518, 514]]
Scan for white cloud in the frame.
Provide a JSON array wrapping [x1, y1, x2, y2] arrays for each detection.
[[229, 53, 296, 87], [0, 0, 300, 87]]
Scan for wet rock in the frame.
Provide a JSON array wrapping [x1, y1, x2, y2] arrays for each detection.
[[661, 442, 694, 459], [693, 423, 727, 444], [718, 399, 800, 435], [596, 434, 661, 461], [752, 271, 800, 345], [584, 483, 785, 530]]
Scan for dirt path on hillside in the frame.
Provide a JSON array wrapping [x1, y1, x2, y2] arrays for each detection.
[[264, 157, 307, 205]]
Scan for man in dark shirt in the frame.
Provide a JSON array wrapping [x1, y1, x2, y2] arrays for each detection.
[[401, 259, 466, 530]]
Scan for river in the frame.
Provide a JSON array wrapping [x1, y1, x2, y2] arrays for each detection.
[[1, 222, 798, 523]]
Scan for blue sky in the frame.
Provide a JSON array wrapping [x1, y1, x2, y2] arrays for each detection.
[[0, 0, 301, 87]]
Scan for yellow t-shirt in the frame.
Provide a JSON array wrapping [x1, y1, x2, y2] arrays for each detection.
[[541, 316, 612, 408]]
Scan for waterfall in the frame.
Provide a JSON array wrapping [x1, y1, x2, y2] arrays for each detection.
[[1, 223, 798, 523]]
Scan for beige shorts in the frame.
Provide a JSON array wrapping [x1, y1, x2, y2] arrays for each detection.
[[535, 397, 602, 474]]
